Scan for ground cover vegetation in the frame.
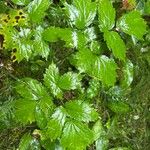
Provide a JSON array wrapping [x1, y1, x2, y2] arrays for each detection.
[[0, 0, 150, 149]]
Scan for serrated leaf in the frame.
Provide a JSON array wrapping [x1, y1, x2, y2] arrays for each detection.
[[108, 101, 130, 114], [98, 0, 116, 31], [16, 78, 53, 103], [104, 31, 126, 61], [117, 11, 147, 39], [12, 28, 33, 61], [87, 79, 100, 99], [75, 48, 117, 86], [18, 133, 32, 150], [14, 99, 36, 124], [65, 100, 98, 123], [58, 72, 81, 90], [43, 27, 87, 48], [33, 26, 50, 59], [44, 63, 63, 99], [35, 106, 47, 129], [12, 0, 30, 5], [121, 60, 133, 88], [47, 107, 67, 140], [61, 119, 94, 150], [65, 0, 97, 29], [27, 0, 50, 23]]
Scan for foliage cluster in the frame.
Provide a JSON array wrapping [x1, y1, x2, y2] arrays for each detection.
[[0, 0, 150, 150]]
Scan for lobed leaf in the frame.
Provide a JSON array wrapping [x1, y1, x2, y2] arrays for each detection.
[[61, 119, 94, 150], [65, 0, 97, 29], [75, 48, 117, 86], [44, 63, 63, 99], [27, 0, 50, 23], [64, 100, 98, 123], [46, 107, 67, 140]]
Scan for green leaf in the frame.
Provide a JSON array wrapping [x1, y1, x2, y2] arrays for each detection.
[[18, 133, 32, 150], [44, 63, 63, 99], [30, 138, 41, 150], [104, 31, 126, 61], [98, 0, 116, 31], [61, 119, 94, 150], [96, 137, 109, 150], [59, 72, 81, 90], [11, 28, 33, 61], [47, 107, 67, 140], [12, 0, 30, 5], [117, 11, 147, 39], [75, 48, 117, 86], [93, 119, 104, 141], [43, 27, 86, 48], [108, 101, 130, 114], [65, 0, 97, 29], [16, 78, 52, 103], [121, 60, 133, 88], [35, 106, 47, 129], [14, 99, 36, 124], [33, 26, 50, 59], [87, 79, 100, 99], [64, 100, 98, 123], [27, 0, 50, 23], [144, 1, 150, 15]]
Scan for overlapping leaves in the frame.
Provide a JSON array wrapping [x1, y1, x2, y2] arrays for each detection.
[[14, 78, 54, 125], [74, 48, 117, 86], [44, 63, 81, 99], [65, 0, 97, 29], [46, 100, 98, 149], [117, 11, 147, 39]]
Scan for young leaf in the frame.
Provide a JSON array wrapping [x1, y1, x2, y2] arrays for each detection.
[[18, 133, 32, 150], [27, 0, 50, 23], [58, 72, 81, 90], [98, 0, 116, 31], [64, 100, 98, 123], [65, 0, 97, 29], [61, 119, 94, 150], [44, 63, 63, 99], [14, 99, 36, 124], [75, 48, 117, 86], [46, 107, 67, 140], [104, 31, 126, 61], [117, 11, 147, 39]]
